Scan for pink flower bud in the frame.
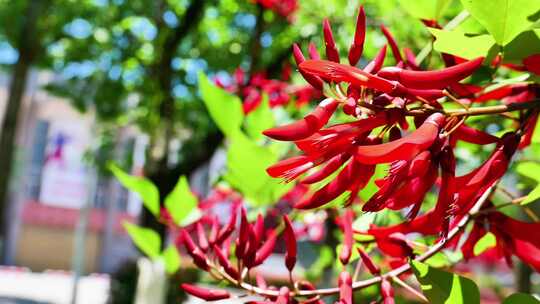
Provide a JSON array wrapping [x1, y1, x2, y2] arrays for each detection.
[[181, 284, 230, 301]]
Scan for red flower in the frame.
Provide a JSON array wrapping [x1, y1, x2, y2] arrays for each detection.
[[463, 210, 540, 272]]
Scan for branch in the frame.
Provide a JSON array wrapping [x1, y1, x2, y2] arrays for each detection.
[[209, 182, 498, 298], [406, 99, 540, 117]]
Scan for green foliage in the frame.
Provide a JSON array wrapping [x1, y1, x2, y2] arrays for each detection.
[[503, 293, 540, 304], [473, 232, 496, 255], [516, 162, 540, 205], [109, 163, 160, 216], [352, 212, 376, 232], [123, 222, 161, 259], [398, 0, 452, 20], [517, 162, 540, 181], [224, 132, 291, 206], [429, 0, 540, 64], [522, 184, 540, 205], [161, 245, 182, 274], [411, 260, 480, 304], [504, 29, 540, 63], [199, 72, 244, 138], [164, 176, 201, 226], [460, 0, 540, 45], [245, 94, 275, 140], [429, 28, 496, 59], [305, 246, 334, 282], [123, 215, 182, 274]]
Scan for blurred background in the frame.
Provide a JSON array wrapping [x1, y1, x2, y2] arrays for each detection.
[[0, 0, 538, 303]]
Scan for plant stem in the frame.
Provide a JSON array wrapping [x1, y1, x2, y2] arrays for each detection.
[[407, 99, 540, 117], [391, 275, 429, 303], [209, 182, 498, 298]]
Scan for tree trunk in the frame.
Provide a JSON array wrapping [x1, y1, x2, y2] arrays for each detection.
[[0, 0, 47, 262], [140, 0, 210, 247]]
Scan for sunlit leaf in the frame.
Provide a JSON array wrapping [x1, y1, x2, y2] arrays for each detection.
[[516, 162, 540, 181], [411, 260, 480, 304], [352, 212, 376, 232], [109, 163, 160, 216], [521, 185, 540, 205], [161, 245, 181, 274], [123, 222, 161, 259], [224, 132, 290, 206], [473, 232, 496, 255], [199, 72, 244, 138], [164, 176, 200, 226], [360, 164, 388, 201], [429, 28, 496, 59], [460, 0, 540, 45], [425, 252, 451, 268], [398, 0, 452, 20], [245, 94, 274, 140]]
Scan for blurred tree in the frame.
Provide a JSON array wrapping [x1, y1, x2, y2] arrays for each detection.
[[0, 0, 87, 262]]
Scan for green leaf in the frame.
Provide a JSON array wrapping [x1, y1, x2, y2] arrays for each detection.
[[504, 30, 540, 63], [305, 246, 334, 281], [109, 164, 160, 216], [199, 72, 244, 138], [398, 0, 452, 20], [460, 0, 540, 45], [429, 28, 496, 59], [425, 252, 451, 268], [224, 132, 291, 206], [522, 185, 540, 205], [164, 176, 200, 226], [425, 251, 463, 268], [352, 212, 376, 232], [410, 260, 480, 304], [335, 243, 360, 265], [161, 245, 181, 274], [503, 293, 540, 304], [123, 222, 161, 259], [516, 162, 540, 181], [473, 232, 496, 255], [360, 164, 388, 201], [245, 94, 274, 140], [532, 118, 540, 144]]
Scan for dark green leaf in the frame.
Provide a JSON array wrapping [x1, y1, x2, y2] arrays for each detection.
[[411, 260, 480, 304], [503, 293, 540, 304], [504, 29, 540, 63]]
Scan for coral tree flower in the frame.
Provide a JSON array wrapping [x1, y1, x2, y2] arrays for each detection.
[[462, 209, 540, 272], [264, 6, 483, 212]]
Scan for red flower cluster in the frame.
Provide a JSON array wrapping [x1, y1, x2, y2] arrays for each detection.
[[252, 0, 299, 21], [216, 68, 320, 114], [462, 206, 540, 272], [173, 4, 539, 304], [263, 6, 490, 224]]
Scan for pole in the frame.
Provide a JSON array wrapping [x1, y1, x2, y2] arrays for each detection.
[[70, 168, 97, 304]]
